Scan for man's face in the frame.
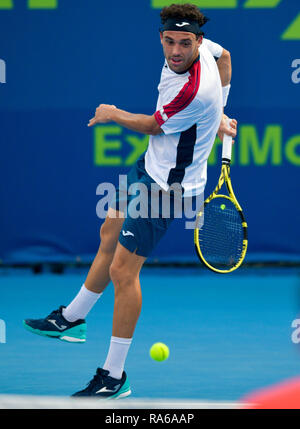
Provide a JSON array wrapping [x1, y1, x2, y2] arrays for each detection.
[[160, 31, 202, 73]]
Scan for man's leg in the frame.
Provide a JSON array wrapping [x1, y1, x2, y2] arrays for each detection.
[[101, 242, 146, 380], [23, 209, 126, 341], [110, 243, 146, 337], [72, 242, 146, 397], [62, 209, 125, 322]]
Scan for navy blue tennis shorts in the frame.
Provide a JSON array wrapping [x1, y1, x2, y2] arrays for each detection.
[[109, 155, 200, 258]]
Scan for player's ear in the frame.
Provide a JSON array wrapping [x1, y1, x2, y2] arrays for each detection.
[[160, 32, 164, 44], [197, 35, 203, 47]]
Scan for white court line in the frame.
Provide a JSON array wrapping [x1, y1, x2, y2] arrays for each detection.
[[0, 395, 248, 409]]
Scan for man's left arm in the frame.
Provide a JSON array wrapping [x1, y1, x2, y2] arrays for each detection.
[[202, 38, 231, 100], [215, 48, 237, 142], [88, 104, 163, 135], [202, 38, 237, 140], [216, 48, 231, 87]]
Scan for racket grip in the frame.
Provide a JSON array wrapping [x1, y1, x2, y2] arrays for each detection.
[[222, 118, 233, 164]]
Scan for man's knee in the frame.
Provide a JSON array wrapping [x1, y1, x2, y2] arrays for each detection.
[[109, 260, 135, 289], [100, 219, 120, 253]]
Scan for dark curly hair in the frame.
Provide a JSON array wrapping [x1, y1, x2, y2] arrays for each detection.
[[160, 3, 209, 27]]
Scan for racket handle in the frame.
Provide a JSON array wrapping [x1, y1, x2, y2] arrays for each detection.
[[222, 118, 233, 164]]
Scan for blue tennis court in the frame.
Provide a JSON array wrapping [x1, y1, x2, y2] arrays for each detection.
[[1, 266, 299, 402]]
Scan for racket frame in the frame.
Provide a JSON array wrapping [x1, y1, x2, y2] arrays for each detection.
[[194, 149, 248, 274]]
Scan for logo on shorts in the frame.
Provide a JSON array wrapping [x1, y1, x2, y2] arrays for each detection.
[[122, 230, 134, 237]]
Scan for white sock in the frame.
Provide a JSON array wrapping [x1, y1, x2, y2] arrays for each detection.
[[62, 284, 102, 322], [103, 336, 132, 380]]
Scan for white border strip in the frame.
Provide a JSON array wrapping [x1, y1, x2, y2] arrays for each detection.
[[0, 395, 247, 409]]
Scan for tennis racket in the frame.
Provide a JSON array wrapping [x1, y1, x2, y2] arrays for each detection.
[[194, 120, 248, 273]]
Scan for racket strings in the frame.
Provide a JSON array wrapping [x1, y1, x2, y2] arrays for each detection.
[[197, 197, 244, 270]]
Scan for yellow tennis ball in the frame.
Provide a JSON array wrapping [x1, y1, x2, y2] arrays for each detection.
[[150, 342, 169, 362], [220, 204, 226, 210]]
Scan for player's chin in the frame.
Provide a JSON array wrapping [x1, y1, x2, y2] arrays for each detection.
[[168, 61, 186, 73]]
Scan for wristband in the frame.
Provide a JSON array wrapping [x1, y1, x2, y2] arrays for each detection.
[[222, 84, 231, 107]]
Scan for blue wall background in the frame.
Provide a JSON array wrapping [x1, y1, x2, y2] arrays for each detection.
[[0, 0, 299, 264]]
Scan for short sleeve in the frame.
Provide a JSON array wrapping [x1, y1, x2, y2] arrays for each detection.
[[202, 38, 223, 59]]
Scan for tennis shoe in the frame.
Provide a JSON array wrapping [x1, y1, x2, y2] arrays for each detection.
[[23, 305, 86, 343], [72, 368, 131, 399]]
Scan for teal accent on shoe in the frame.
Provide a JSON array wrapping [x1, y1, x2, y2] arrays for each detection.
[[110, 376, 131, 399], [59, 324, 87, 339], [22, 320, 86, 343]]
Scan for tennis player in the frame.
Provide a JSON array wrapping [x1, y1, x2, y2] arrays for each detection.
[[23, 3, 237, 399]]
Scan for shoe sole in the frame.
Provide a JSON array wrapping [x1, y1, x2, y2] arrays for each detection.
[[22, 320, 86, 343], [109, 377, 132, 399], [72, 389, 132, 400], [111, 389, 132, 399]]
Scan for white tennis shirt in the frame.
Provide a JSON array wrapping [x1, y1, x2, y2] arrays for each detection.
[[144, 38, 223, 197]]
